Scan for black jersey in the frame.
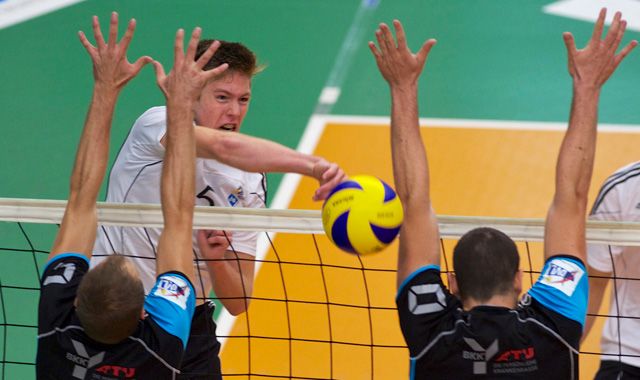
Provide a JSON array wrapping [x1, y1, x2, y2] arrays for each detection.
[[37, 254, 196, 380], [396, 256, 588, 379]]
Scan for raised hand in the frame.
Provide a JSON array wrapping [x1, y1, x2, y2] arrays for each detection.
[[78, 12, 152, 91], [197, 230, 232, 261], [563, 8, 637, 88], [368, 20, 436, 88], [311, 159, 347, 201], [152, 28, 228, 102]]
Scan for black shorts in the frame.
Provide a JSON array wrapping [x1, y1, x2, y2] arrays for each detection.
[[596, 360, 640, 380], [178, 302, 222, 380]]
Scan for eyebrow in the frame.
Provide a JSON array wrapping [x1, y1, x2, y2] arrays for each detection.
[[213, 89, 251, 97]]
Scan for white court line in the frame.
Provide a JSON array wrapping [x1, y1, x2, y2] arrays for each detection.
[[320, 114, 640, 133], [544, 0, 640, 32], [0, 0, 85, 30], [216, 113, 640, 346]]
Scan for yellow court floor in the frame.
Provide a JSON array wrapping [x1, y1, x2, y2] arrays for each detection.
[[221, 119, 640, 379]]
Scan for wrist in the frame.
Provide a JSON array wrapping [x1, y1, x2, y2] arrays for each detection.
[[92, 83, 120, 103], [572, 82, 601, 98]]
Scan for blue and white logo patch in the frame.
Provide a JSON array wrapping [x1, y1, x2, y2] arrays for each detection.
[[540, 259, 584, 297], [154, 275, 190, 310]]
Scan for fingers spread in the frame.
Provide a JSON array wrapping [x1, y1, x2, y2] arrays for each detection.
[[394, 20, 407, 50], [119, 18, 136, 54], [417, 39, 437, 64], [591, 7, 606, 42], [107, 11, 118, 49], [78, 31, 97, 58], [185, 27, 201, 62], [196, 40, 221, 69], [92, 15, 106, 49], [174, 28, 185, 67]]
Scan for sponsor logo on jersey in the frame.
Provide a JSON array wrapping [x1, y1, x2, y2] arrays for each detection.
[[154, 275, 191, 310], [227, 186, 245, 206], [540, 258, 584, 296], [462, 338, 498, 375], [66, 339, 105, 379], [95, 365, 136, 378]]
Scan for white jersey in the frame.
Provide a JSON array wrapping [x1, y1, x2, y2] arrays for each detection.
[[588, 161, 640, 368], [92, 106, 266, 301]]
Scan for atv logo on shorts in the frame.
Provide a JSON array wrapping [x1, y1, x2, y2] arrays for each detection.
[[540, 258, 584, 296], [154, 275, 190, 310], [462, 338, 498, 375], [66, 339, 105, 379]]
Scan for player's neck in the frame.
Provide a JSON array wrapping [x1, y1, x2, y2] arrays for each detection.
[[463, 294, 517, 310]]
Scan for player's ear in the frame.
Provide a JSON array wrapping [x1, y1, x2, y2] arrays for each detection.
[[448, 272, 459, 296], [513, 269, 523, 295], [140, 308, 146, 320]]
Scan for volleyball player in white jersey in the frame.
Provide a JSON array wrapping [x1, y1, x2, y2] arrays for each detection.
[[584, 161, 640, 379], [93, 39, 345, 378]]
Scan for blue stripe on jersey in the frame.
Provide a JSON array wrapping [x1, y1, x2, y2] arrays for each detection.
[[144, 273, 196, 348], [409, 358, 417, 380], [43, 253, 89, 273], [528, 257, 588, 327], [396, 265, 441, 301]]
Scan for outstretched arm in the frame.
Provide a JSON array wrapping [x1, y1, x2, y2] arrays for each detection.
[[544, 9, 636, 262], [49, 13, 151, 260], [152, 28, 228, 282], [191, 128, 346, 201], [369, 20, 438, 288]]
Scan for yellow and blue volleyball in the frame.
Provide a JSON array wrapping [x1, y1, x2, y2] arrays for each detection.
[[322, 175, 403, 254]]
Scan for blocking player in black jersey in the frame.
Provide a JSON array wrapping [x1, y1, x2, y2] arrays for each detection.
[[36, 13, 230, 379], [368, 10, 637, 380]]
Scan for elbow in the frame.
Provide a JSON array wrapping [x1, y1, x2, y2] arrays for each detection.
[[225, 300, 250, 316]]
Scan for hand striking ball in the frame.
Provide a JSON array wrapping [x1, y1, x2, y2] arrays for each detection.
[[322, 175, 403, 254]]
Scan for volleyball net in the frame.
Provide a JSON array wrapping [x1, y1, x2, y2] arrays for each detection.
[[2, 197, 640, 379]]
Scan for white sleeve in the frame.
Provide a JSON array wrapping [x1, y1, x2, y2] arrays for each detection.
[[587, 182, 624, 273], [129, 107, 167, 162]]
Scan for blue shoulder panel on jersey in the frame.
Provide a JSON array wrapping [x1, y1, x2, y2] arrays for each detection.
[[396, 265, 441, 301], [42, 253, 89, 273], [144, 272, 196, 347], [528, 256, 588, 326]]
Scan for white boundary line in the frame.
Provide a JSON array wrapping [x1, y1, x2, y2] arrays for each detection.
[[216, 113, 640, 347], [0, 0, 85, 30]]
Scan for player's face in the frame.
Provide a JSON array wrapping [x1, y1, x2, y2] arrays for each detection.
[[194, 71, 252, 133]]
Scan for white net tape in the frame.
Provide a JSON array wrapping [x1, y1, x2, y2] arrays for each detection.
[[2, 197, 640, 245]]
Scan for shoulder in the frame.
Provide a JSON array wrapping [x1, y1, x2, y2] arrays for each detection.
[[526, 256, 588, 329], [591, 161, 640, 215]]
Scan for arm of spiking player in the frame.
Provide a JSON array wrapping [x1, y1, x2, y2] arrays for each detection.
[[544, 9, 636, 262], [196, 230, 255, 315], [152, 29, 228, 281], [50, 12, 151, 260], [369, 20, 438, 288], [190, 128, 346, 201]]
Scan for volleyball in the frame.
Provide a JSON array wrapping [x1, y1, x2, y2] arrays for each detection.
[[322, 175, 403, 254]]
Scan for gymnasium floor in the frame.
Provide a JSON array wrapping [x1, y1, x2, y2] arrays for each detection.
[[2, 0, 640, 378]]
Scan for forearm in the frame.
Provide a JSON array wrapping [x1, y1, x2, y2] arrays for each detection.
[[68, 84, 118, 208], [163, 99, 196, 226], [197, 128, 320, 176], [390, 84, 430, 207], [555, 85, 600, 203], [156, 99, 196, 276], [207, 257, 253, 315]]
